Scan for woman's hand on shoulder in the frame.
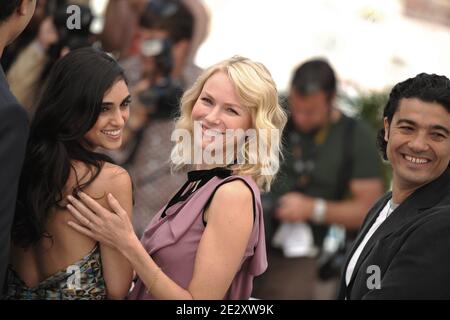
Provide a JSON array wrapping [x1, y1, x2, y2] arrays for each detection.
[[67, 163, 135, 249]]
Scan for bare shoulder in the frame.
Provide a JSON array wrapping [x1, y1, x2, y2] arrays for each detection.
[[96, 162, 133, 191], [71, 161, 133, 215], [68, 161, 131, 191], [94, 163, 133, 212], [213, 179, 253, 203], [206, 179, 254, 225]]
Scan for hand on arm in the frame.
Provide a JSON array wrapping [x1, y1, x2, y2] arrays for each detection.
[[98, 168, 135, 299], [67, 179, 254, 299], [67, 167, 135, 299]]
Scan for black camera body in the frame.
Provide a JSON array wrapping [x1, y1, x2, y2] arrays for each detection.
[[137, 77, 183, 119], [138, 38, 182, 119]]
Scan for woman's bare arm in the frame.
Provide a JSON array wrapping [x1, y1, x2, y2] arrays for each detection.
[[68, 179, 254, 299], [92, 165, 134, 299]]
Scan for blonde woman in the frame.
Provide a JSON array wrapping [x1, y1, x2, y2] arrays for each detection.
[[66, 56, 287, 300]]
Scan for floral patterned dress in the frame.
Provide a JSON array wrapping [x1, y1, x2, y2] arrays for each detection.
[[3, 245, 106, 300]]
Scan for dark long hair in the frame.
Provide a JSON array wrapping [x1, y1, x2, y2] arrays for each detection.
[[12, 47, 127, 248]]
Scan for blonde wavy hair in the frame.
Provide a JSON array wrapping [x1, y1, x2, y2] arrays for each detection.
[[170, 56, 287, 192]]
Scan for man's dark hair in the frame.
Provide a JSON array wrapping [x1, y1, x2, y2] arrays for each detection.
[[291, 58, 337, 101], [140, 0, 194, 43], [0, 0, 22, 23], [377, 73, 450, 161]]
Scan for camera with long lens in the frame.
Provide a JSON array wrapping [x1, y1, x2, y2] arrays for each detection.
[[137, 38, 183, 119], [122, 37, 183, 166]]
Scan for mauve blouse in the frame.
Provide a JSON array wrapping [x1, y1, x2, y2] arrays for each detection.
[[127, 172, 267, 300]]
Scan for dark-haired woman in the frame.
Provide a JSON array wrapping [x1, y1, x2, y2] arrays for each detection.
[[4, 48, 134, 300]]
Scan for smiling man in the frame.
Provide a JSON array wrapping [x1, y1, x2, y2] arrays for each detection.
[[339, 73, 450, 299]]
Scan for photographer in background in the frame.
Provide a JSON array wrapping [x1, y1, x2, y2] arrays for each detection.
[[102, 0, 208, 87], [6, 2, 94, 117], [253, 59, 384, 299], [122, 35, 183, 165], [119, 0, 192, 154], [108, 1, 198, 237]]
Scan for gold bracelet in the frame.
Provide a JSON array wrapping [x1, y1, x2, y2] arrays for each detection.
[[146, 267, 161, 294]]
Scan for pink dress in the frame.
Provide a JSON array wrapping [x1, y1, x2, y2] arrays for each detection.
[[127, 168, 267, 300]]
